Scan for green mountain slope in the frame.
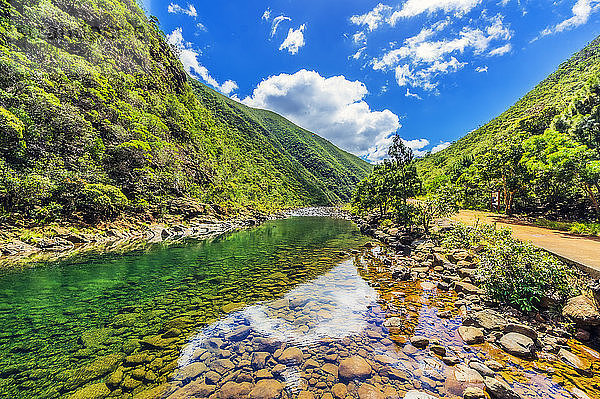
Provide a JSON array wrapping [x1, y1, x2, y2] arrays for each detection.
[[0, 0, 371, 224], [418, 35, 600, 216]]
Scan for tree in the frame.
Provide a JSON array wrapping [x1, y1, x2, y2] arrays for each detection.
[[414, 184, 459, 233]]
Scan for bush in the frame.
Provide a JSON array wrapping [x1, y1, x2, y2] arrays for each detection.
[[79, 183, 128, 222], [443, 223, 577, 312]]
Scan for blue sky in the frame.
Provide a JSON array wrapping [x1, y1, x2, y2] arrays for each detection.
[[141, 0, 600, 162]]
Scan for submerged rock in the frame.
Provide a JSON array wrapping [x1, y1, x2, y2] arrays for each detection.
[[339, 356, 372, 380], [404, 390, 439, 399], [558, 348, 591, 372], [484, 377, 522, 399], [249, 379, 284, 399], [68, 383, 110, 399]]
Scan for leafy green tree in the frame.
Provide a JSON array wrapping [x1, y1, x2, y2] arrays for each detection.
[[414, 184, 459, 233]]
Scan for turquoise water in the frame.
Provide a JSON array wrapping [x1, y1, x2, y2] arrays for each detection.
[[0, 217, 368, 398]]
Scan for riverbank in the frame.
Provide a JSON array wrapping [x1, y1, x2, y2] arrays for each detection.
[[353, 214, 600, 398], [0, 207, 352, 269]]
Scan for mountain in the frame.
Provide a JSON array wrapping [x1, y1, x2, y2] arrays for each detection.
[[417, 35, 600, 217], [0, 0, 371, 224]]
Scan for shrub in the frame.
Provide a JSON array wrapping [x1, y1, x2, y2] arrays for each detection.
[[443, 223, 577, 312], [79, 183, 128, 222]]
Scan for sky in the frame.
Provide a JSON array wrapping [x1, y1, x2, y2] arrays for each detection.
[[140, 0, 600, 162]]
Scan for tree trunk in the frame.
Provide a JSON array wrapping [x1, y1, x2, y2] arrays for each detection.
[[583, 182, 600, 219], [502, 175, 509, 214]]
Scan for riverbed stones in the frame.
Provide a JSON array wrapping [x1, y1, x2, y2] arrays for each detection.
[[410, 336, 430, 348], [458, 326, 484, 345], [278, 347, 303, 364], [558, 348, 591, 372], [357, 383, 385, 399], [248, 379, 284, 399], [498, 333, 536, 359], [68, 383, 110, 399], [468, 361, 495, 377], [463, 387, 486, 399], [484, 377, 522, 399], [503, 323, 537, 341], [454, 282, 483, 295], [454, 364, 484, 383], [225, 325, 251, 341], [404, 390, 438, 399], [339, 356, 372, 380], [332, 383, 348, 398], [219, 381, 253, 398], [562, 295, 600, 327], [464, 310, 507, 331]]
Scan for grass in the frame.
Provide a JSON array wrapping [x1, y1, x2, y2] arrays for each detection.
[[533, 218, 600, 237]]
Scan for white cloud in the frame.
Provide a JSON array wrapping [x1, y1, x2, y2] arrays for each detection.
[[350, 4, 394, 31], [241, 69, 406, 162], [405, 88, 423, 99], [352, 46, 367, 60], [353, 31, 367, 45], [489, 43, 511, 55], [431, 141, 451, 153], [168, 3, 197, 17], [271, 15, 291, 37], [475, 65, 488, 72], [541, 0, 600, 36], [389, 0, 482, 23], [351, 1, 482, 32], [280, 24, 306, 54], [196, 22, 207, 32], [166, 28, 238, 95], [262, 8, 271, 21], [371, 15, 511, 90]]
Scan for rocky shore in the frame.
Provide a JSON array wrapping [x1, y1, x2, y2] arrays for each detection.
[[0, 206, 351, 268]]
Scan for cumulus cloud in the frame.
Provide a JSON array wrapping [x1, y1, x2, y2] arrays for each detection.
[[371, 15, 511, 91], [271, 15, 291, 37], [431, 141, 451, 153], [168, 3, 197, 17], [280, 24, 306, 54], [541, 0, 600, 36], [167, 28, 238, 95], [350, 4, 394, 31], [475, 65, 488, 72], [241, 69, 410, 162]]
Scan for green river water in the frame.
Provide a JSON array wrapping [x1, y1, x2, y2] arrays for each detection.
[[0, 216, 598, 399]]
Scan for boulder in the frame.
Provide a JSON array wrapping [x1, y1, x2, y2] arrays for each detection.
[[503, 324, 538, 341], [454, 282, 483, 295], [498, 333, 536, 359], [410, 336, 430, 348], [332, 383, 348, 398], [225, 325, 251, 341], [463, 387, 486, 399], [468, 361, 495, 377], [484, 377, 522, 399], [558, 348, 591, 372], [68, 383, 110, 399], [403, 390, 439, 399], [562, 295, 600, 327], [219, 381, 254, 399], [464, 310, 507, 331], [339, 356, 372, 380], [458, 326, 484, 344], [454, 364, 484, 383]]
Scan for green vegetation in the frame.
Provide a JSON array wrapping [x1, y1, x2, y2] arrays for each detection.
[[418, 36, 600, 222], [0, 0, 371, 226], [351, 136, 458, 230], [442, 223, 578, 312], [533, 218, 600, 237]]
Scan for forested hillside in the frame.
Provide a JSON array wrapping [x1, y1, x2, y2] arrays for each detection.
[[418, 35, 600, 220], [0, 0, 371, 225]]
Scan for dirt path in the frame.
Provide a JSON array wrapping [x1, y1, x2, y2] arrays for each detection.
[[451, 210, 600, 277]]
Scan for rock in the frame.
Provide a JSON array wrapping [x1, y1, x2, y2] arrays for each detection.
[[226, 325, 251, 341], [463, 387, 486, 399], [222, 302, 246, 313], [68, 383, 110, 399], [298, 392, 315, 399], [385, 317, 403, 328], [503, 323, 538, 341], [179, 362, 208, 381], [251, 352, 270, 369], [410, 336, 429, 348], [458, 326, 484, 345], [454, 364, 484, 383], [332, 383, 348, 398], [79, 328, 114, 348], [392, 268, 411, 281], [420, 282, 436, 290], [205, 371, 221, 385], [403, 390, 438, 399], [321, 363, 339, 378], [219, 381, 254, 399], [339, 356, 372, 380], [558, 348, 591, 372], [484, 360, 503, 371], [358, 383, 385, 399], [468, 361, 495, 377], [249, 379, 284, 399], [169, 197, 206, 217], [454, 282, 483, 295], [66, 354, 123, 389], [484, 377, 522, 399], [278, 347, 303, 365], [498, 333, 536, 359], [255, 369, 273, 379], [575, 328, 591, 342], [562, 295, 600, 327], [442, 356, 460, 365], [430, 345, 446, 356], [571, 387, 592, 399], [464, 310, 507, 331]]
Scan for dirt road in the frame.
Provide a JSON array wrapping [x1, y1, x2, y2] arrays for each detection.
[[452, 210, 600, 277]]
